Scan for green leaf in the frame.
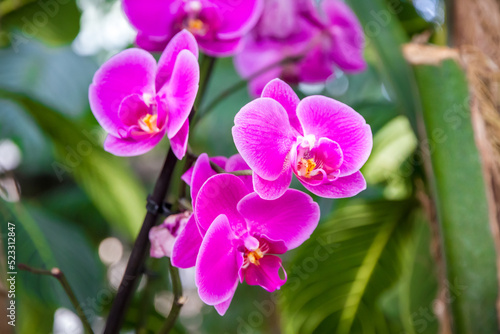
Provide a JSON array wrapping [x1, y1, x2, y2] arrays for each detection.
[[0, 201, 104, 333], [409, 52, 499, 333], [0, 91, 147, 238], [279, 199, 416, 334], [0, 0, 81, 47], [379, 212, 439, 334], [346, 0, 421, 132], [362, 115, 417, 199], [0, 40, 97, 118], [0, 97, 52, 172]]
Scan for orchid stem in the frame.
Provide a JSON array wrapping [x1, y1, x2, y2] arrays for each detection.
[[158, 261, 185, 334], [194, 55, 217, 110], [195, 55, 303, 125], [103, 147, 179, 334], [18, 264, 94, 334]]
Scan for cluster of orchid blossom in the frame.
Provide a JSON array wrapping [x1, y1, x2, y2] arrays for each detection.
[[122, 0, 366, 96], [89, 0, 372, 316]]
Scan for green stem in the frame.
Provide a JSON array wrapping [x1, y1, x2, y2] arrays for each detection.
[[194, 55, 217, 110], [18, 264, 95, 334], [158, 262, 184, 334]]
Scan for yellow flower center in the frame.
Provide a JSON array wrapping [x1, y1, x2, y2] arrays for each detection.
[[298, 158, 317, 178], [187, 18, 205, 34], [247, 248, 264, 266], [138, 114, 159, 133]]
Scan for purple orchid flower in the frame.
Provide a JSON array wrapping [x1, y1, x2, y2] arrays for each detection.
[[193, 173, 320, 315], [232, 79, 372, 200], [123, 0, 264, 57], [150, 211, 192, 258], [169, 152, 252, 268], [234, 0, 366, 96], [89, 30, 199, 159]]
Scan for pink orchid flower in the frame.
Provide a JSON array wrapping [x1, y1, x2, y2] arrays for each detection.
[[193, 174, 320, 315], [149, 211, 192, 258], [170, 153, 252, 269], [234, 0, 366, 96], [232, 79, 372, 200], [89, 30, 199, 159], [123, 0, 263, 57]]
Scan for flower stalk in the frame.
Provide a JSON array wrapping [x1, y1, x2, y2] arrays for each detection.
[[158, 262, 185, 334], [103, 147, 179, 334], [18, 264, 94, 334]]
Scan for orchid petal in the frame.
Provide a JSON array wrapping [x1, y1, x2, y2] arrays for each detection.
[[89, 49, 156, 137], [117, 94, 150, 127], [233, 98, 296, 181], [190, 153, 217, 209], [122, 0, 179, 37], [169, 120, 189, 160], [238, 189, 320, 250], [135, 33, 170, 52], [171, 215, 203, 268], [103, 130, 165, 156], [242, 255, 287, 292], [149, 225, 175, 258], [195, 174, 250, 236], [226, 154, 253, 191], [297, 43, 335, 82], [195, 214, 243, 305], [321, 0, 366, 72], [197, 37, 243, 57], [156, 30, 199, 90], [297, 96, 372, 176], [261, 79, 302, 135], [214, 296, 234, 316], [211, 0, 263, 39], [301, 170, 366, 198], [252, 168, 292, 200], [159, 49, 199, 139]]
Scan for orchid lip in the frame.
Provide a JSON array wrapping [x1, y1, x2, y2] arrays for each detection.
[[241, 239, 271, 269], [292, 135, 343, 184], [138, 113, 160, 133]]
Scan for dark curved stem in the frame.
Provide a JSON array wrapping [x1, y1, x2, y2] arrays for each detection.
[[103, 147, 179, 334], [19, 264, 94, 334], [158, 261, 185, 334]]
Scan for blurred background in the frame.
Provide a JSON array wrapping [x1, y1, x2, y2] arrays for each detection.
[[1, 0, 500, 333]]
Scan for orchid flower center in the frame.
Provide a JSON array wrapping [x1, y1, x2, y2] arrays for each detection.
[[247, 249, 264, 265], [138, 114, 159, 134], [183, 1, 208, 36], [187, 18, 205, 33], [297, 158, 318, 178], [295, 135, 323, 178], [292, 135, 344, 183], [242, 241, 270, 268]]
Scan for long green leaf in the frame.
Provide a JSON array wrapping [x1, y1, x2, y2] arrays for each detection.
[[409, 47, 498, 333], [280, 199, 416, 334], [0, 201, 104, 333], [1, 90, 147, 238], [379, 212, 439, 334], [346, 0, 421, 131]]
